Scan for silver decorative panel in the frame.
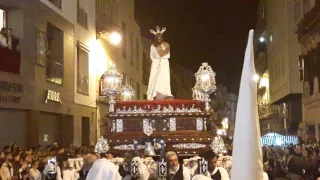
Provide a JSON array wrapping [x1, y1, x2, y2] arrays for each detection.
[[116, 119, 123, 132], [196, 118, 203, 131], [169, 118, 176, 131]]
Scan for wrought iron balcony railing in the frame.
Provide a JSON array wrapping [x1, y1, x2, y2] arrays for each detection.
[[46, 59, 63, 84]]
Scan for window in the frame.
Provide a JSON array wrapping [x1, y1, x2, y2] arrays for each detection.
[[136, 82, 140, 100], [46, 22, 64, 84], [96, 0, 117, 32], [136, 39, 140, 70], [129, 31, 134, 63], [0, 9, 6, 30], [77, 0, 88, 28], [36, 29, 47, 66], [122, 22, 127, 58], [77, 42, 89, 95], [122, 73, 127, 85], [48, 0, 62, 9], [299, 55, 304, 81]]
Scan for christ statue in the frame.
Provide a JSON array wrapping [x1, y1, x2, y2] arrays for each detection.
[[147, 26, 173, 100]]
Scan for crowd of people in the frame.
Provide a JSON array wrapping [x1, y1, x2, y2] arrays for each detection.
[[3, 142, 320, 180], [263, 144, 320, 180], [0, 27, 19, 50], [0, 142, 235, 180]]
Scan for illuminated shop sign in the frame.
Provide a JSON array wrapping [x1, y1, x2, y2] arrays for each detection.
[[45, 90, 62, 104]]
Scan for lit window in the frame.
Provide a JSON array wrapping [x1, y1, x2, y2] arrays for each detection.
[[77, 42, 89, 95], [0, 9, 5, 30], [46, 22, 64, 84]]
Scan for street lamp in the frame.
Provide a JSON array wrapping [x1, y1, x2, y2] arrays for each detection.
[[100, 64, 123, 113], [109, 31, 121, 45], [194, 62, 217, 111], [259, 36, 265, 43]]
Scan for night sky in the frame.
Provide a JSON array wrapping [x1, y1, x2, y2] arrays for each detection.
[[135, 0, 259, 94]]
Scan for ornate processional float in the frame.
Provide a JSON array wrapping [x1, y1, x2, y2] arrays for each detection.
[[99, 62, 219, 157], [99, 26, 225, 159]]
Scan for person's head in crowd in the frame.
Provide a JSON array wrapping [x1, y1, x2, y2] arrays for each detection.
[[31, 159, 40, 170], [21, 154, 32, 163], [275, 149, 284, 160], [26, 148, 33, 155], [49, 148, 58, 157], [313, 149, 319, 159], [165, 151, 179, 171], [106, 152, 114, 160], [0, 27, 7, 37], [287, 156, 304, 175], [266, 150, 275, 160], [83, 153, 99, 173], [10, 143, 17, 152], [204, 151, 219, 172], [74, 148, 82, 158], [4, 145, 11, 153], [5, 152, 13, 162], [285, 146, 294, 155], [58, 147, 65, 155], [124, 151, 135, 164], [295, 144, 302, 156], [12, 151, 20, 162], [7, 28, 13, 37], [68, 143, 74, 148], [302, 148, 312, 159]]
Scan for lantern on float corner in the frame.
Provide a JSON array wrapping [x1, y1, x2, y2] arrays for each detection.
[[194, 62, 217, 111], [100, 64, 123, 113]]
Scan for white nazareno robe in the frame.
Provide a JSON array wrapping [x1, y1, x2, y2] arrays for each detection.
[[85, 159, 122, 180], [147, 44, 173, 100]]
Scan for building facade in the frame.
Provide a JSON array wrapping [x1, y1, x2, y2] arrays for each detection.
[[226, 93, 238, 136], [96, 0, 144, 137], [0, 0, 100, 149], [296, 0, 320, 142], [254, 0, 281, 136], [254, 0, 303, 136]]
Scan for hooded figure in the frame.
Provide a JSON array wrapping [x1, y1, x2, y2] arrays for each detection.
[[85, 159, 121, 180]]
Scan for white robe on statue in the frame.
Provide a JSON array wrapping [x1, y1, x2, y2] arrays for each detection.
[[147, 44, 173, 100]]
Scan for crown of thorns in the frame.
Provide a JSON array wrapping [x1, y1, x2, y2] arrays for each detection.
[[150, 26, 166, 35]]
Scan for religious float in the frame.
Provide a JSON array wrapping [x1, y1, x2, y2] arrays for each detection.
[[99, 62, 223, 157], [99, 26, 226, 161]]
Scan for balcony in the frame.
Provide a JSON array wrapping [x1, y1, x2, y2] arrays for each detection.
[[0, 46, 20, 74], [96, 13, 113, 33], [46, 59, 63, 84], [258, 104, 278, 119]]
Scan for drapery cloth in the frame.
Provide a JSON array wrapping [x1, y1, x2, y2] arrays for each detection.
[[147, 45, 173, 100]]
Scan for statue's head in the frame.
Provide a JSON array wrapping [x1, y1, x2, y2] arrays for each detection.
[[150, 26, 166, 45], [155, 34, 163, 44]]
